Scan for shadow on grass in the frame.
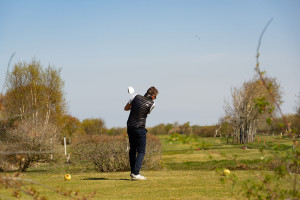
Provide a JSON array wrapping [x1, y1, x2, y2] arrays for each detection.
[[82, 177, 131, 181]]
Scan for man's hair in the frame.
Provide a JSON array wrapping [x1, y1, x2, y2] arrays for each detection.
[[146, 86, 158, 97]]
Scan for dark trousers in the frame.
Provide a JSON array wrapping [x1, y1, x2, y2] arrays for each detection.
[[127, 127, 147, 175]]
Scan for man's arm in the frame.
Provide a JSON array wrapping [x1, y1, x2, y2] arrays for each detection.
[[149, 102, 155, 114], [124, 103, 131, 111], [125, 94, 136, 111]]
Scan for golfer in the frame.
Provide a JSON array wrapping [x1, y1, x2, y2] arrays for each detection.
[[124, 86, 158, 180]]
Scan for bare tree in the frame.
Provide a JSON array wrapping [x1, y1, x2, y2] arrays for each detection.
[[225, 76, 282, 144]]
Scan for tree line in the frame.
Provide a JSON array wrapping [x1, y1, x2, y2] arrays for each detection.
[[1, 59, 299, 148]]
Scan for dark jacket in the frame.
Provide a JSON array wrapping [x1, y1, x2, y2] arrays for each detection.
[[127, 94, 154, 128]]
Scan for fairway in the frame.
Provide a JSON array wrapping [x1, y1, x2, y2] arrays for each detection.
[[2, 170, 254, 200], [1, 134, 296, 199]]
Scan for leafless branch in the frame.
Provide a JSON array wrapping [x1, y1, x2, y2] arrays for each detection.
[[255, 18, 292, 135], [1, 52, 15, 94]]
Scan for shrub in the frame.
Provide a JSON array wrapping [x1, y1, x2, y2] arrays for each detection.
[[195, 141, 212, 150], [72, 135, 128, 172], [72, 134, 162, 172], [143, 134, 163, 170], [1, 119, 60, 172], [168, 133, 199, 144]]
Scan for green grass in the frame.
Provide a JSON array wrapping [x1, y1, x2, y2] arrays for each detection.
[[1, 170, 269, 200], [1, 134, 297, 199], [159, 134, 295, 171]]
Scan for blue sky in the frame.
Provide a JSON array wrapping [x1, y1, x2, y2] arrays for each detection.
[[1, 0, 299, 128]]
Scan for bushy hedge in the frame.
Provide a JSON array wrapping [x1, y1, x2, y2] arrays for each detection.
[[72, 134, 162, 172]]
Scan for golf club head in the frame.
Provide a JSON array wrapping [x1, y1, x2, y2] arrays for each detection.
[[128, 86, 135, 95]]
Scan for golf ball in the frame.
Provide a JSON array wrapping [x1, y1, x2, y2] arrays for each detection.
[[223, 169, 230, 176]]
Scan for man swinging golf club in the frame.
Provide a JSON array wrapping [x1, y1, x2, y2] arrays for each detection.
[[124, 86, 158, 180]]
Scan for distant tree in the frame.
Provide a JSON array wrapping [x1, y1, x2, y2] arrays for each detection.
[[297, 93, 300, 117], [179, 122, 192, 135], [168, 122, 192, 135], [4, 59, 66, 127], [224, 76, 282, 143], [61, 115, 84, 140], [295, 95, 300, 136], [107, 127, 127, 136], [81, 118, 107, 135], [216, 115, 233, 142], [192, 125, 216, 137], [287, 114, 300, 136], [148, 123, 173, 135], [268, 114, 300, 137]]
